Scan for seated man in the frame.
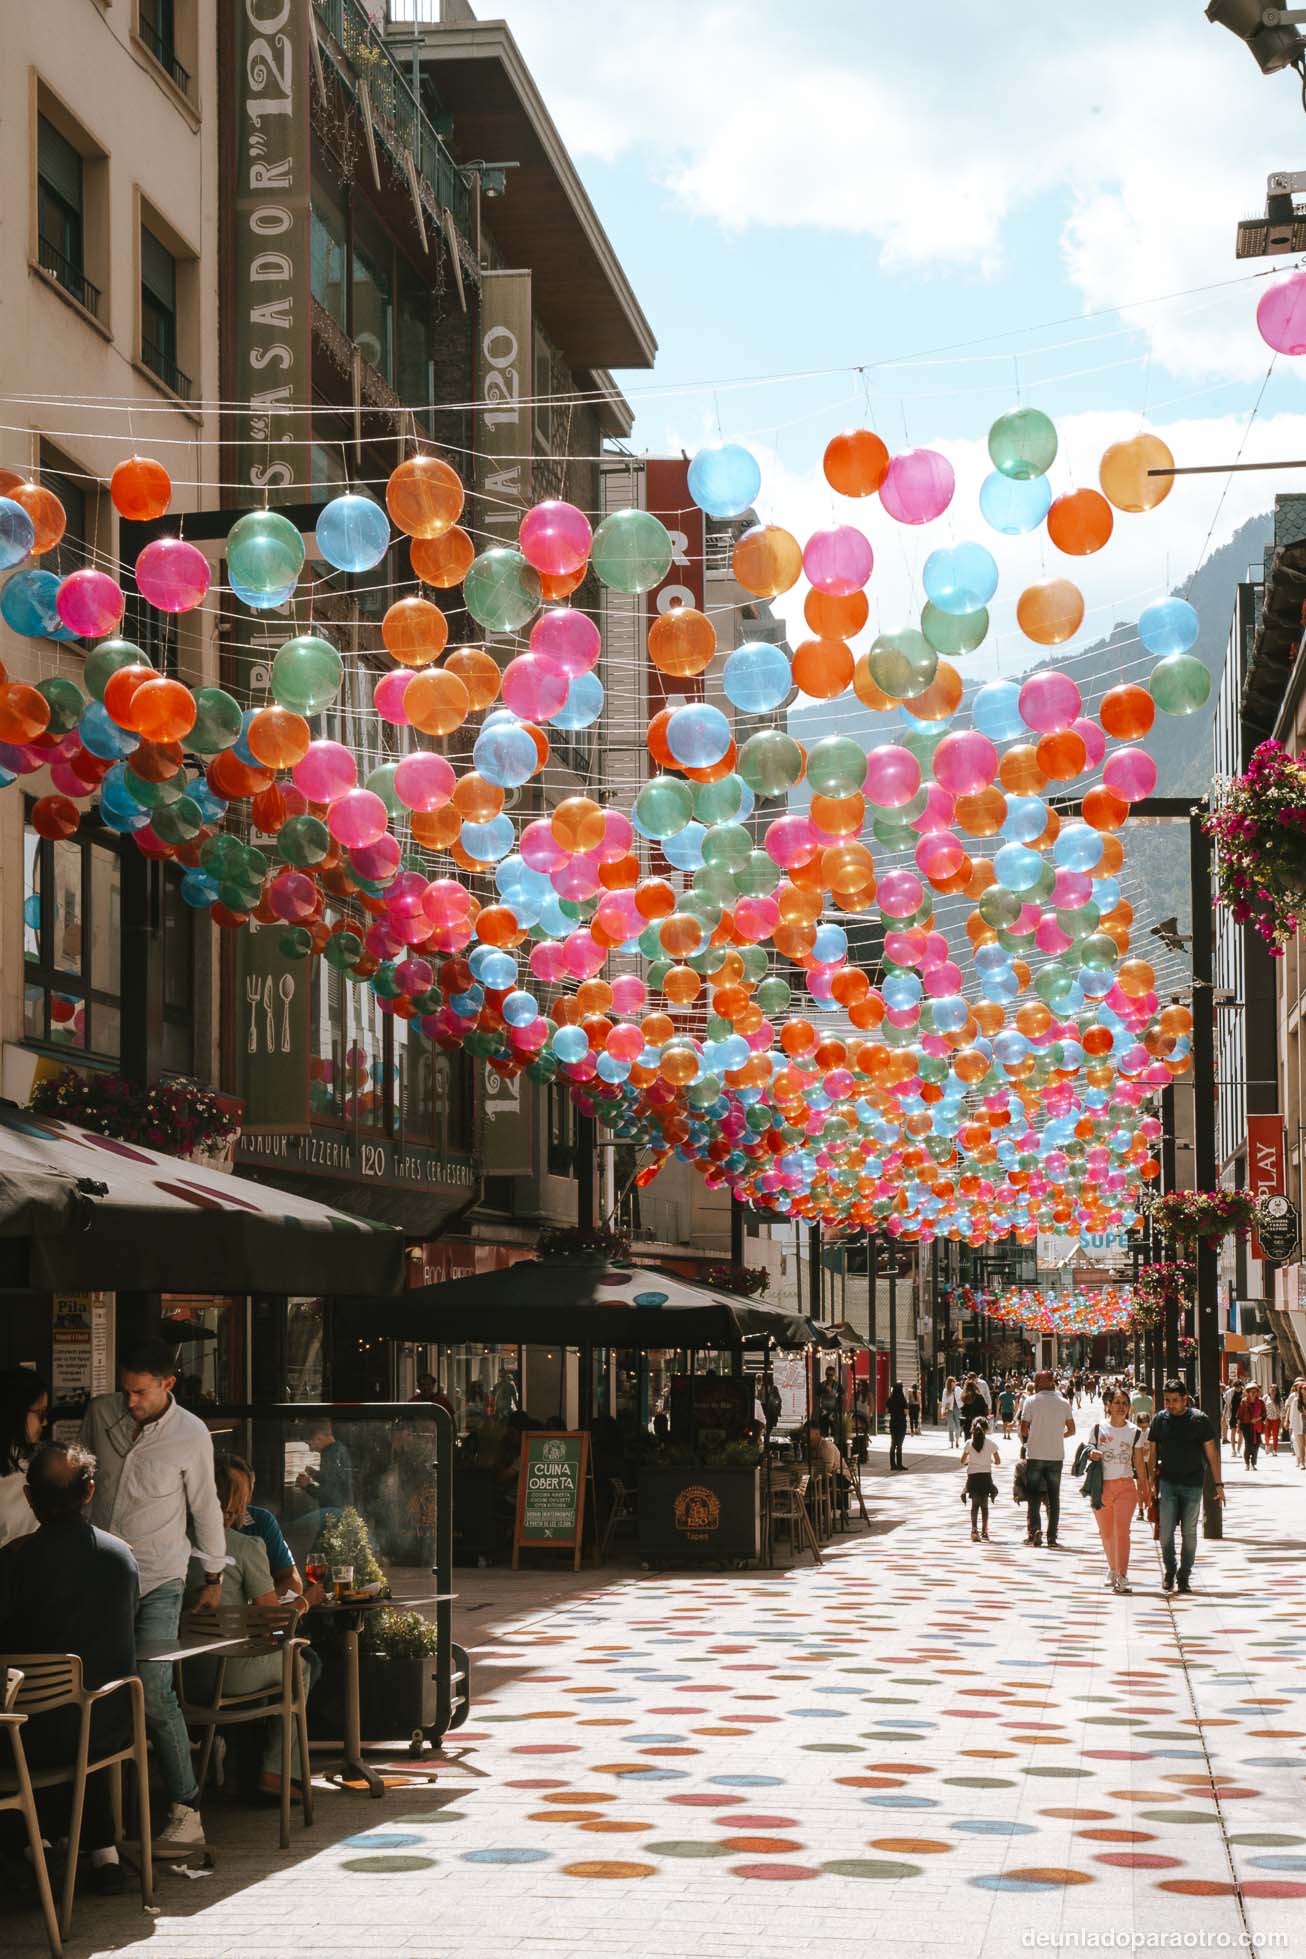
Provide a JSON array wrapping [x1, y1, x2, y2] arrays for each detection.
[[0, 1442, 139, 1893], [806, 1420, 851, 1482]]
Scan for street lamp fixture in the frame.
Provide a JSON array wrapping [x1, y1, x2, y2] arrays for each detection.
[[460, 160, 519, 199], [1206, 0, 1306, 74]]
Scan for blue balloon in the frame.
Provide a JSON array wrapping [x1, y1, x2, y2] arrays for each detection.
[[314, 494, 391, 573], [663, 821, 706, 872], [1138, 596, 1199, 657], [971, 679, 1025, 744], [502, 989, 539, 1027], [722, 641, 793, 714], [79, 701, 139, 761], [921, 541, 998, 615], [550, 669, 603, 730], [474, 719, 537, 787], [2, 568, 76, 640], [469, 947, 515, 989], [180, 871, 220, 908], [0, 497, 36, 570], [993, 841, 1043, 892], [1001, 795, 1048, 844], [812, 923, 848, 965], [552, 1024, 589, 1064], [687, 442, 762, 521], [979, 470, 1051, 536], [461, 815, 515, 861], [665, 702, 731, 768], [1053, 822, 1104, 873]]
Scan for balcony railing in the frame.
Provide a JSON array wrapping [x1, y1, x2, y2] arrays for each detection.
[[37, 234, 101, 319], [312, 0, 472, 244], [139, 13, 192, 97], [141, 339, 193, 401]]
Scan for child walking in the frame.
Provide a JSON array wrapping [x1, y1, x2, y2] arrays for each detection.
[[961, 1416, 1000, 1541]]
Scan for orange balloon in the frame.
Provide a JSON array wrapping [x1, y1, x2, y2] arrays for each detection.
[[804, 588, 869, 638], [900, 657, 962, 721], [954, 786, 1007, 837], [683, 739, 737, 784], [635, 878, 676, 921], [453, 773, 504, 822], [0, 682, 50, 744], [411, 805, 461, 850], [823, 427, 890, 498], [10, 483, 66, 555], [404, 667, 469, 736], [410, 526, 475, 589], [443, 646, 500, 710], [110, 455, 172, 522], [102, 664, 157, 730], [246, 703, 310, 769], [1081, 785, 1130, 832], [1046, 488, 1113, 556], [810, 792, 864, 835], [1098, 833, 1125, 875], [1036, 728, 1087, 782], [208, 750, 273, 799], [539, 564, 586, 601], [1116, 958, 1155, 997], [382, 595, 448, 667], [126, 677, 196, 745], [551, 796, 605, 853], [1099, 684, 1155, 741], [1016, 578, 1084, 646], [824, 841, 875, 896], [731, 524, 802, 598], [663, 965, 701, 1007], [1099, 434, 1173, 514], [852, 653, 894, 712], [129, 738, 184, 782], [386, 454, 464, 538], [792, 636, 853, 700], [648, 605, 716, 676], [646, 708, 676, 769], [999, 744, 1047, 796]]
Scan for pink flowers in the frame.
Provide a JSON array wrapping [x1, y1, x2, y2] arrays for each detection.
[[1206, 740, 1306, 952]]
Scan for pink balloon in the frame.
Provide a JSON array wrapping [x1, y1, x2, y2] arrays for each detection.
[[879, 448, 954, 525], [395, 956, 433, 995], [1018, 668, 1082, 734], [502, 652, 569, 723], [802, 525, 873, 596], [530, 606, 601, 676], [1102, 745, 1157, 803], [1071, 716, 1106, 769], [268, 871, 317, 922], [394, 750, 455, 812], [915, 831, 965, 879], [931, 730, 997, 797], [374, 670, 412, 725], [520, 817, 567, 872], [863, 743, 922, 807], [327, 788, 389, 849], [877, 868, 925, 917], [56, 567, 124, 637], [734, 894, 780, 941], [518, 501, 592, 577], [385, 871, 430, 916], [294, 739, 357, 801], [924, 960, 963, 996], [529, 940, 567, 984], [884, 929, 927, 966], [422, 878, 471, 926], [135, 536, 211, 613], [562, 929, 606, 980], [551, 854, 600, 901], [350, 834, 401, 880], [1257, 270, 1306, 355], [764, 813, 820, 869], [611, 972, 647, 1014], [911, 783, 956, 835], [596, 810, 633, 862]]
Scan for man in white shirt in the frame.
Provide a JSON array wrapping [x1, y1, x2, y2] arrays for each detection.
[[1018, 1369, 1076, 1549], [975, 1376, 993, 1412], [81, 1338, 227, 1854]]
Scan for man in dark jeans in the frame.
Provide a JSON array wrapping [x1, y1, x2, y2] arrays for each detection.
[[1147, 1379, 1224, 1594], [1018, 1370, 1076, 1548], [0, 1441, 140, 1892]]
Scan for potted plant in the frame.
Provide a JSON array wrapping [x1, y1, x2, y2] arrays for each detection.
[[537, 1223, 631, 1264], [1206, 739, 1306, 952], [307, 1513, 446, 1744], [704, 1262, 771, 1298], [28, 1068, 242, 1164], [1150, 1190, 1257, 1243]]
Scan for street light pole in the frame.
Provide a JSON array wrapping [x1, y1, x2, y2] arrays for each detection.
[[1189, 810, 1224, 1538]]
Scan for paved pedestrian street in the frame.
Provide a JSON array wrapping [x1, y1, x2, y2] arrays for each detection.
[[9, 1411, 1306, 1959]]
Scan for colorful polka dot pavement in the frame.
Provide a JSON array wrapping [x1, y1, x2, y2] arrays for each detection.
[[90, 1409, 1303, 1959]]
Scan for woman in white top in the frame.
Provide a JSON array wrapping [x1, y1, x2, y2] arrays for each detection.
[[941, 1377, 961, 1449], [1288, 1381, 1306, 1468], [1088, 1386, 1150, 1594], [960, 1416, 1000, 1542], [0, 1369, 50, 1547]]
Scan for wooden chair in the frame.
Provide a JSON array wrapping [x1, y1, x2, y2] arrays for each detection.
[[175, 1604, 313, 1850], [0, 1671, 61, 1957], [767, 1472, 822, 1565], [598, 1478, 638, 1559], [0, 1653, 153, 1940]]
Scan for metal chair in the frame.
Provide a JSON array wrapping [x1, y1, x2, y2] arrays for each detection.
[[767, 1472, 822, 1565], [598, 1478, 638, 1559], [0, 1670, 61, 1957], [0, 1653, 153, 1940], [175, 1604, 313, 1849]]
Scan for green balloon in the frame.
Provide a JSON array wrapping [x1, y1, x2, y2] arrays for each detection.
[[693, 774, 745, 823], [757, 975, 790, 1015], [869, 629, 936, 700], [1149, 653, 1210, 716], [278, 814, 331, 868], [988, 406, 1058, 481], [735, 848, 777, 898], [1079, 932, 1119, 971], [871, 816, 917, 851], [806, 734, 865, 798], [365, 762, 404, 815], [647, 958, 673, 990], [701, 822, 751, 872], [226, 509, 305, 604], [692, 863, 736, 907], [189, 687, 244, 755], [634, 773, 694, 839], [324, 931, 363, 970], [590, 508, 673, 594], [271, 634, 343, 715], [279, 928, 314, 959], [900, 728, 946, 773], [150, 795, 204, 844], [124, 766, 185, 810], [85, 638, 148, 702], [462, 547, 541, 632], [921, 602, 988, 655], [738, 729, 803, 798], [36, 675, 85, 734], [738, 944, 768, 984]]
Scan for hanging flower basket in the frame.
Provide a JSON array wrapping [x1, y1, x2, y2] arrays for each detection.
[[1206, 740, 1306, 952], [1130, 1259, 1195, 1331], [1149, 1189, 1257, 1243], [536, 1224, 631, 1265], [703, 1262, 771, 1299], [28, 1069, 241, 1159]]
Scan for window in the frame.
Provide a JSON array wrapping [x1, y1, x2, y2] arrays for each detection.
[[141, 224, 190, 399], [352, 204, 393, 383], [138, 0, 192, 99], [37, 115, 99, 317], [309, 957, 388, 1131], [397, 257, 433, 434], [161, 874, 194, 1074], [23, 809, 122, 1059], [547, 1080, 575, 1177], [310, 169, 348, 330]]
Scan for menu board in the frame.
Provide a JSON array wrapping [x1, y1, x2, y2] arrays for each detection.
[[513, 1432, 589, 1570]]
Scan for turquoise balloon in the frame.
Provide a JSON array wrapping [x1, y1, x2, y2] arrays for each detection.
[[271, 635, 343, 715], [226, 510, 304, 609], [1, 569, 76, 640], [988, 406, 1058, 481], [922, 541, 998, 616], [1149, 653, 1210, 716], [972, 679, 1024, 743], [590, 508, 673, 594], [550, 669, 603, 729], [314, 494, 390, 573], [687, 442, 761, 520], [1138, 597, 1198, 657], [979, 469, 1051, 534], [463, 547, 541, 632], [722, 640, 792, 713]]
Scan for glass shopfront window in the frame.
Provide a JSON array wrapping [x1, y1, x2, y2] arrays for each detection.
[[164, 1295, 247, 1408], [23, 809, 121, 1058]]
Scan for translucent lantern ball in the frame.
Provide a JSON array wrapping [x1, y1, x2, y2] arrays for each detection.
[[135, 536, 211, 613], [518, 500, 592, 578], [1, 569, 76, 640], [0, 497, 36, 570], [1257, 269, 1306, 355], [1149, 653, 1211, 716], [723, 641, 793, 714], [226, 509, 305, 609], [979, 470, 1051, 536], [315, 494, 391, 573], [879, 448, 954, 525], [1099, 435, 1173, 514], [987, 406, 1058, 481], [803, 525, 873, 596], [666, 702, 731, 769], [530, 607, 601, 676], [502, 652, 569, 723], [922, 541, 998, 616], [463, 547, 542, 633], [271, 634, 343, 715], [687, 442, 762, 521], [590, 508, 674, 594], [1138, 596, 1199, 657], [110, 454, 172, 522], [56, 568, 125, 638]]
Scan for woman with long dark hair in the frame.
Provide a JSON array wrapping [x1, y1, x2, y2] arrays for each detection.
[[887, 1382, 909, 1472], [0, 1368, 50, 1546]]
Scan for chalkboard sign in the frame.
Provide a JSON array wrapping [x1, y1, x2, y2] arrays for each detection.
[[512, 1431, 590, 1569]]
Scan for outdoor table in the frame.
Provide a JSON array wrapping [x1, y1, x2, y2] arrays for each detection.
[[305, 1595, 453, 1798], [138, 1631, 253, 1665]]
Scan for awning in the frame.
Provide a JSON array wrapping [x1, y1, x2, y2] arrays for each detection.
[[335, 1258, 815, 1351], [0, 1103, 404, 1295]]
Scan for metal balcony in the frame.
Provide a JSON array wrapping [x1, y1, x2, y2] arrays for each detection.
[[142, 339, 193, 401], [37, 235, 101, 319]]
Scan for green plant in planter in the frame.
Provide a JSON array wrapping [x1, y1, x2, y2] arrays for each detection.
[[314, 1506, 384, 1587], [363, 1607, 439, 1659]]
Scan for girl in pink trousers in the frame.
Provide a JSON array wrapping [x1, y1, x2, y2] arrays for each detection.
[[1089, 1386, 1152, 1594]]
